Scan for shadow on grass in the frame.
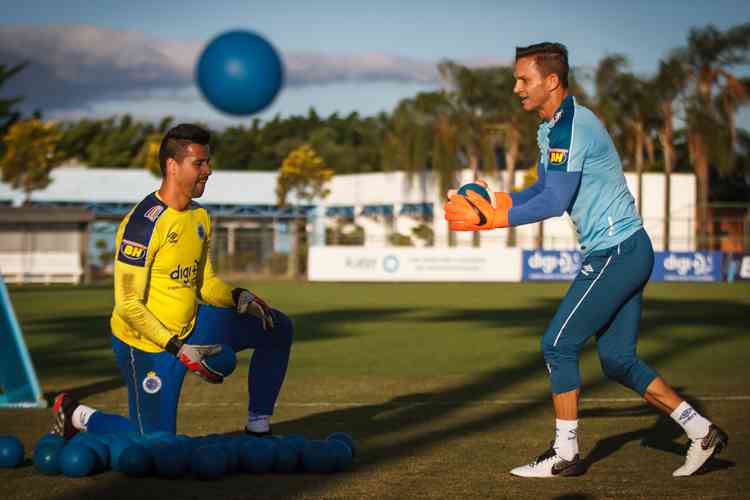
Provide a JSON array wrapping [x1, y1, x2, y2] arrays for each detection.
[[9, 290, 745, 499], [41, 376, 126, 407], [579, 396, 735, 474], [22, 307, 416, 396]]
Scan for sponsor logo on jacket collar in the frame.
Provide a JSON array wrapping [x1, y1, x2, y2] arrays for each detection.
[[144, 205, 164, 222]]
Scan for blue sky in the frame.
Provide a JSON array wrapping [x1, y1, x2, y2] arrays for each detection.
[[1, 0, 749, 128]]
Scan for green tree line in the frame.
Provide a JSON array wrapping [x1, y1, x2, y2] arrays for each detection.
[[1, 23, 749, 249]]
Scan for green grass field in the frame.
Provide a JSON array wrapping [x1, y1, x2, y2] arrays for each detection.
[[1, 281, 749, 499]]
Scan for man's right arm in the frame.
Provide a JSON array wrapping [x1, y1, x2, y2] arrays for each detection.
[[112, 210, 173, 350], [114, 256, 174, 350]]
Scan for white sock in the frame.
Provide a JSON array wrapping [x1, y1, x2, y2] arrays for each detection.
[[670, 401, 711, 440], [246, 413, 270, 433], [71, 404, 96, 431], [554, 419, 579, 461]]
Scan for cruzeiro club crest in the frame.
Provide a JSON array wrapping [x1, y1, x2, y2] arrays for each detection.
[[197, 223, 206, 240], [142, 371, 162, 394]]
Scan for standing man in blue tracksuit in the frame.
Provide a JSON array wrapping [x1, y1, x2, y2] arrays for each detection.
[[444, 42, 727, 478]]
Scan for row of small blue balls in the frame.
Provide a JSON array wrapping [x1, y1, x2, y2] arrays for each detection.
[[0, 431, 356, 480]]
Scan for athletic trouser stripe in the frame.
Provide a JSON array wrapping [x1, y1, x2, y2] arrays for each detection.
[[553, 255, 614, 347], [129, 346, 144, 434]]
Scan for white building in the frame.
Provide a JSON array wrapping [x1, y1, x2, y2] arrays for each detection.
[[323, 169, 696, 252], [0, 165, 696, 254]]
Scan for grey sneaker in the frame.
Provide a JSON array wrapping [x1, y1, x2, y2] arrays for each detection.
[[673, 424, 728, 477]]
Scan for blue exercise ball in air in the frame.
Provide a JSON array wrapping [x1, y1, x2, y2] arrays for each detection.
[[196, 30, 284, 116]]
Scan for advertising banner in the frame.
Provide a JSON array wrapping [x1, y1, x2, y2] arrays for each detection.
[[521, 250, 582, 281], [651, 251, 723, 282], [308, 247, 522, 282]]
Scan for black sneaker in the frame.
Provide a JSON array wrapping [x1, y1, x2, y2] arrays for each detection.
[[51, 393, 80, 440], [510, 444, 582, 477]]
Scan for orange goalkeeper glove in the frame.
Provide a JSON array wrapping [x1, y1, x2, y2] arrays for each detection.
[[443, 190, 513, 231]]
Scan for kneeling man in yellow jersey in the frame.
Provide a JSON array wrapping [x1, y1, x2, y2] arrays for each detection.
[[50, 124, 293, 439]]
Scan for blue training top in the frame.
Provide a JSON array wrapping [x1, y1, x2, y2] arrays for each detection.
[[508, 95, 642, 255]]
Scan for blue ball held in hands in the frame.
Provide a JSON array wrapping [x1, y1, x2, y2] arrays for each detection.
[[457, 182, 491, 203]]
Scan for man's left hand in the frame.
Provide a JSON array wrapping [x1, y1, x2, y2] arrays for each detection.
[[444, 190, 512, 231], [233, 288, 275, 331]]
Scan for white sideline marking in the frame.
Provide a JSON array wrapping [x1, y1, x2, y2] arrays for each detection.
[[273, 395, 750, 407], [99, 395, 750, 410]]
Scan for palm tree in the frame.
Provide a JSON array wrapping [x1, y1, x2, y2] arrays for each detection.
[[594, 55, 658, 216], [681, 23, 750, 249], [438, 61, 504, 247], [594, 55, 630, 153], [383, 91, 462, 246], [652, 54, 688, 251]]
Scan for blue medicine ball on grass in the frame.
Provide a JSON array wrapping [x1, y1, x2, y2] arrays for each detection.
[[282, 434, 307, 453], [60, 444, 96, 477], [328, 439, 353, 472], [0, 435, 24, 468], [239, 438, 275, 473], [34, 443, 63, 475], [154, 444, 189, 479], [272, 441, 299, 473], [196, 30, 284, 116], [107, 436, 134, 472], [36, 433, 65, 449], [202, 344, 237, 378], [80, 438, 110, 472], [327, 432, 357, 458], [191, 445, 227, 481], [301, 440, 337, 474], [118, 444, 153, 477]]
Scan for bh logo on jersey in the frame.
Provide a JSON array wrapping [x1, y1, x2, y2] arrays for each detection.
[[119, 240, 147, 262], [170, 260, 200, 286], [548, 148, 568, 165]]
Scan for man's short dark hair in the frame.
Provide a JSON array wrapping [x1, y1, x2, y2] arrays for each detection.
[[515, 42, 569, 89], [158, 123, 211, 175]]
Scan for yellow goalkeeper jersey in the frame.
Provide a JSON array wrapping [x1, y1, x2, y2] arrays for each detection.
[[110, 192, 234, 353]]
